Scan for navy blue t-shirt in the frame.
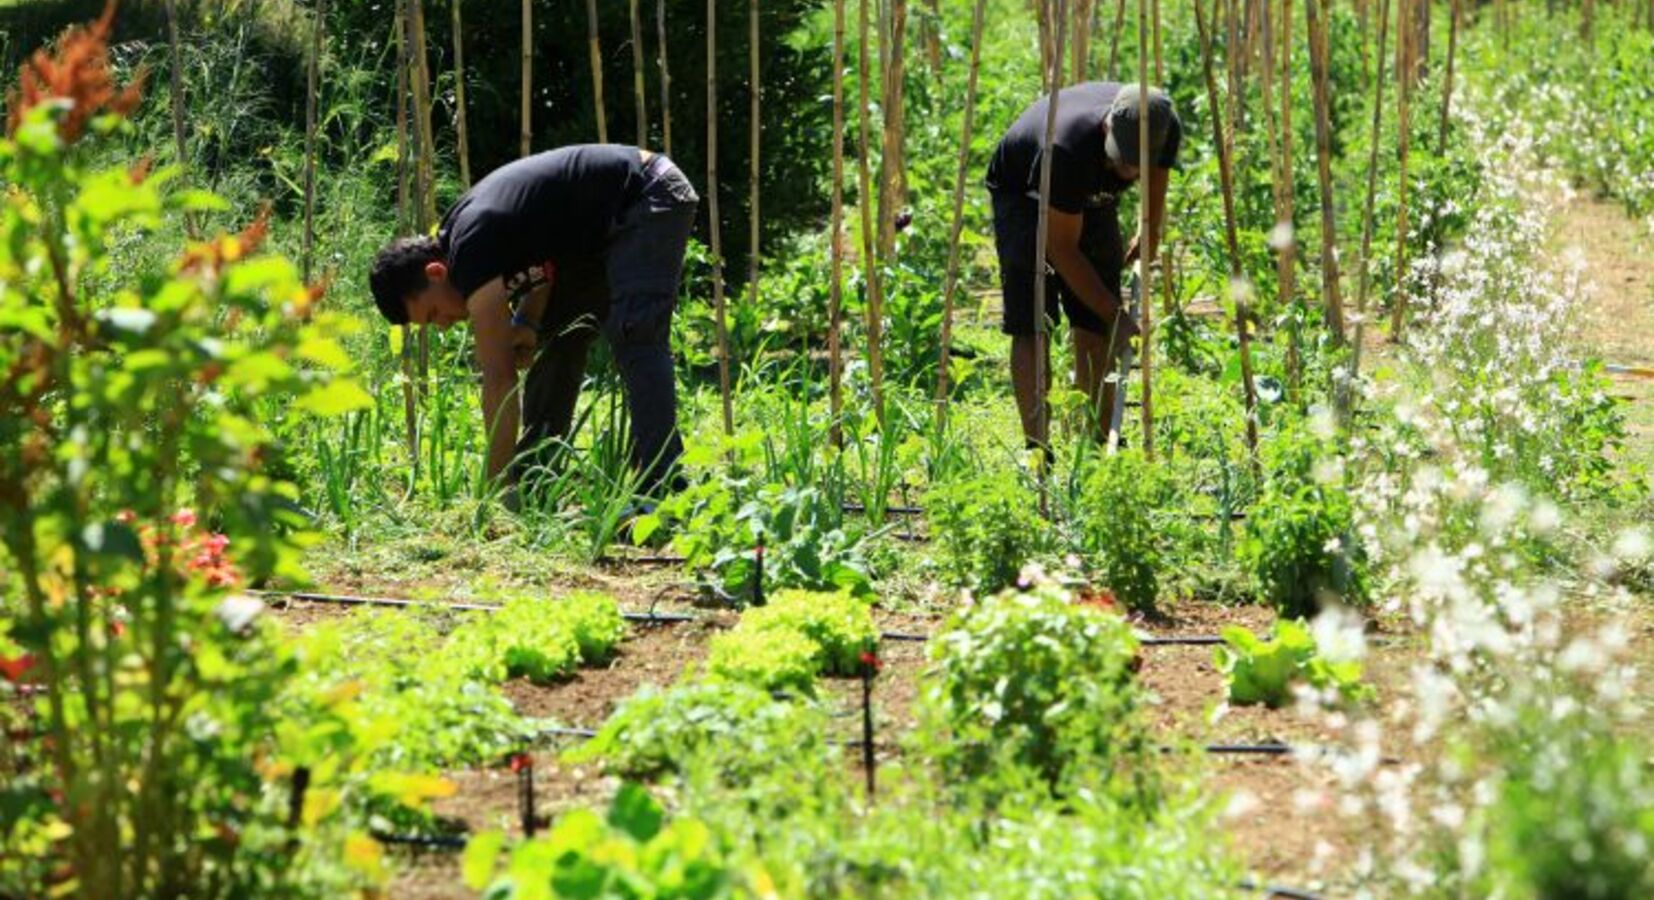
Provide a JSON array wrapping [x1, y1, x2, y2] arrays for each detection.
[[438, 145, 645, 300], [986, 82, 1182, 214]]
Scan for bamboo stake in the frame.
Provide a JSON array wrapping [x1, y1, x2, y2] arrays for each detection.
[[829, 0, 849, 447], [857, 0, 887, 423], [521, 0, 532, 156], [1107, 0, 1126, 79], [748, 0, 761, 320], [630, 0, 648, 146], [588, 0, 608, 142], [1194, 0, 1261, 470], [163, 0, 195, 239], [936, 0, 990, 421], [1437, 0, 1459, 155], [1306, 0, 1343, 343], [657, 0, 673, 156], [1390, 0, 1412, 340], [1278, 0, 1299, 397], [1136, 0, 1154, 458], [1072, 0, 1094, 84], [1348, 0, 1390, 415], [709, 0, 734, 435], [877, 0, 909, 260], [1152, 0, 1164, 83], [1032, 0, 1069, 469], [407, 0, 438, 231], [452, 0, 472, 186], [925, 0, 944, 81], [394, 0, 419, 470], [303, 0, 327, 283]]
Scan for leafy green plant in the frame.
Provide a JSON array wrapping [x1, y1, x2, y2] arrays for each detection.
[[740, 589, 878, 676], [465, 783, 743, 899], [448, 592, 623, 684], [1073, 450, 1182, 614], [925, 475, 1052, 595], [706, 625, 822, 696], [636, 468, 875, 601], [564, 681, 834, 785], [922, 582, 1152, 797], [1243, 427, 1367, 618], [1213, 619, 1372, 709]]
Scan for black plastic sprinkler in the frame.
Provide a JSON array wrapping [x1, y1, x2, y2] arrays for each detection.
[[753, 542, 766, 607], [513, 751, 537, 838], [861, 652, 880, 799]]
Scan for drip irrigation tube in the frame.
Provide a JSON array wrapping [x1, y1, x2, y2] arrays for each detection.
[[251, 590, 695, 624], [369, 831, 469, 849], [1237, 880, 1324, 900]]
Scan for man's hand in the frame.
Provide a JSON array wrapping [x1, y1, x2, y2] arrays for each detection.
[[467, 279, 524, 483], [1046, 209, 1124, 322]]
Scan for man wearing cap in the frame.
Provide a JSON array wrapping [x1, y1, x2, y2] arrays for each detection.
[[368, 144, 699, 499], [986, 82, 1181, 451]]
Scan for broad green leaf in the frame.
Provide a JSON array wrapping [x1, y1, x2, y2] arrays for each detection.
[[296, 380, 373, 417], [462, 831, 506, 890]]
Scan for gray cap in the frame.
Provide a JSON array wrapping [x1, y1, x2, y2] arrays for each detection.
[[1103, 85, 1175, 169]]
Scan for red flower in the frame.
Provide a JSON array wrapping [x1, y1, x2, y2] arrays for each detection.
[[0, 653, 36, 682], [170, 509, 198, 529]]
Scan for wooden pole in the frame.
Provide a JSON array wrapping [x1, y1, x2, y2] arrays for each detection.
[[1390, 0, 1412, 340], [1136, 0, 1154, 458], [1277, 0, 1299, 397], [1349, 0, 1390, 409], [394, 0, 419, 471], [748, 0, 762, 322], [877, 0, 909, 260], [709, 0, 734, 434], [657, 0, 673, 156], [521, 0, 532, 156], [936, 0, 990, 420], [303, 0, 327, 283], [1194, 0, 1262, 470], [588, 0, 608, 142], [1437, 0, 1459, 155], [630, 0, 649, 146], [452, 0, 472, 186], [1032, 0, 1069, 467], [925, 0, 944, 81], [162, 0, 196, 239], [1107, 0, 1127, 79], [407, 0, 438, 231], [829, 0, 849, 447], [1071, 0, 1094, 84], [857, 0, 887, 423], [1306, 0, 1344, 343], [1152, 0, 1164, 83]]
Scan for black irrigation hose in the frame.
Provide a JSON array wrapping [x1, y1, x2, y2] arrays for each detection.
[[252, 589, 695, 624], [1237, 879, 1325, 900], [369, 830, 469, 849]]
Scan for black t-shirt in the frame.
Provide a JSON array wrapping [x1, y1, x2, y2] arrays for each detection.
[[438, 145, 646, 300], [985, 81, 1182, 213]]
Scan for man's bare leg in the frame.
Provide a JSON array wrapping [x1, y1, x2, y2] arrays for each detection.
[[1011, 333, 1051, 448]]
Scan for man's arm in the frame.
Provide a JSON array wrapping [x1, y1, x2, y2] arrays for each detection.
[[1127, 165, 1172, 264], [467, 278, 522, 482], [1045, 209, 1125, 323]]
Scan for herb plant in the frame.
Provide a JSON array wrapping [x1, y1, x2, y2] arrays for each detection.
[[925, 475, 1052, 595]]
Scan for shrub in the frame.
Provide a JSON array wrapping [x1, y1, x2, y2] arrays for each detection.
[[922, 582, 1152, 797], [1213, 619, 1372, 709], [706, 625, 822, 696], [1243, 427, 1368, 618], [741, 589, 878, 676], [564, 681, 833, 785], [925, 476, 1052, 595], [1073, 450, 1179, 614]]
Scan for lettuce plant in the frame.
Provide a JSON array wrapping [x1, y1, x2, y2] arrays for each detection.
[[706, 626, 821, 696], [1213, 619, 1372, 709], [739, 589, 878, 676]]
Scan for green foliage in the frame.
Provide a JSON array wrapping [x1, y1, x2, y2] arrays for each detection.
[[564, 681, 834, 787], [451, 593, 625, 684], [638, 464, 875, 601], [1073, 450, 1181, 614], [925, 475, 1052, 595], [1244, 425, 1368, 617], [706, 625, 822, 696], [0, 45, 385, 890], [468, 783, 742, 899], [1214, 619, 1372, 709], [741, 589, 878, 676], [922, 582, 1152, 797]]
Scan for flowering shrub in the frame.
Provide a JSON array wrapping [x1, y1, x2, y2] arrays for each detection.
[[0, 10, 378, 892], [923, 581, 1151, 797]]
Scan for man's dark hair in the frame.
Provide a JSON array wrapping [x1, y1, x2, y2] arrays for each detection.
[[368, 235, 442, 325]]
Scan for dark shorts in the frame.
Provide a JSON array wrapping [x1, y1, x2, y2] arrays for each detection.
[[991, 191, 1123, 337]]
